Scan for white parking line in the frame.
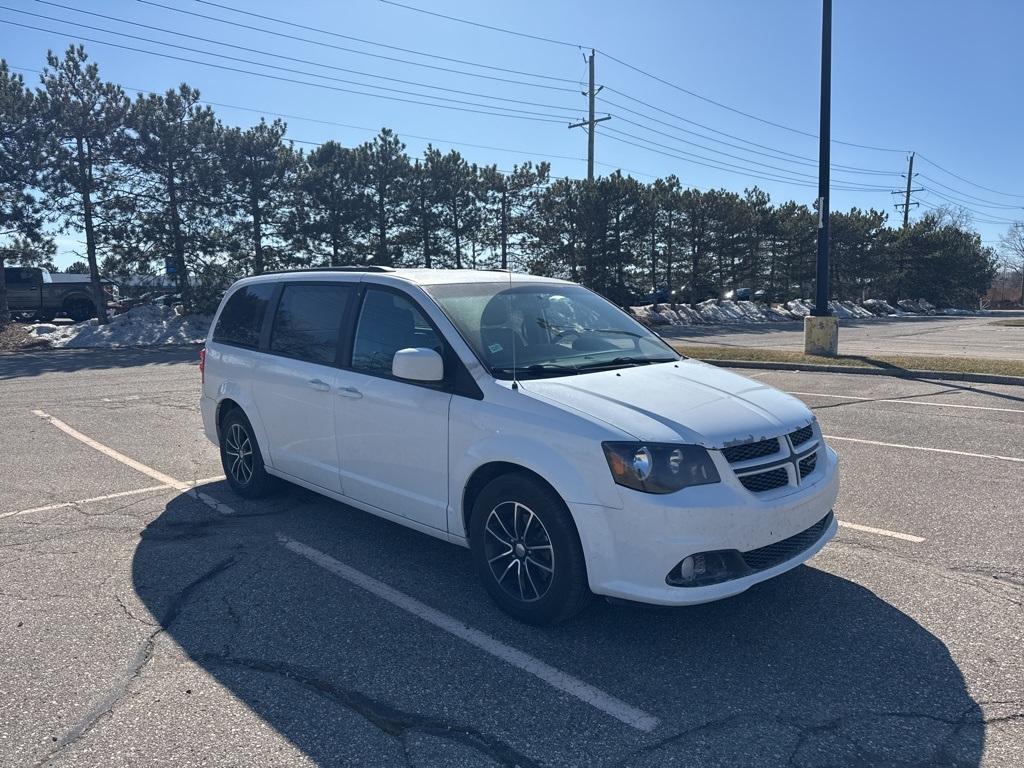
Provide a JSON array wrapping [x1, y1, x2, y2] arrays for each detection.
[[0, 476, 228, 522], [29, 410, 658, 731], [788, 391, 1024, 414], [279, 534, 660, 732], [0, 485, 173, 520], [824, 434, 1024, 464], [32, 410, 190, 490], [837, 520, 925, 543]]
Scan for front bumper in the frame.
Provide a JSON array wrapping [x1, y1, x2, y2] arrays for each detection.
[[570, 446, 840, 606]]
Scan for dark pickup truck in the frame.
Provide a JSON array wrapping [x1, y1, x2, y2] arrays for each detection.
[[3, 266, 119, 322]]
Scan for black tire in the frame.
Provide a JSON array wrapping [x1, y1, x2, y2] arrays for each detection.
[[469, 473, 591, 625], [64, 298, 95, 323], [219, 408, 277, 499]]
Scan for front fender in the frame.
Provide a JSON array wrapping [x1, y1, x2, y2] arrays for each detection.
[[447, 395, 626, 538]]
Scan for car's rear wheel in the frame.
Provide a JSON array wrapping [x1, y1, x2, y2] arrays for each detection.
[[220, 409, 276, 498], [470, 474, 591, 625]]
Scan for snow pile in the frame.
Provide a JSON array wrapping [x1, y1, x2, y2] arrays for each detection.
[[35, 304, 212, 348], [862, 299, 897, 316], [897, 298, 937, 314], [785, 299, 813, 318]]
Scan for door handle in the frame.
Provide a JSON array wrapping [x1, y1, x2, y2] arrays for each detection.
[[337, 385, 363, 399], [308, 379, 331, 392]]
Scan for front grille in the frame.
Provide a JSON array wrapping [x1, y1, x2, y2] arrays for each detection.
[[789, 424, 814, 447], [723, 438, 780, 463], [799, 452, 818, 479], [741, 512, 833, 571], [738, 466, 789, 493]]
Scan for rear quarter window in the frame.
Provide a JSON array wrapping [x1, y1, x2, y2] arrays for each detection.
[[212, 283, 275, 348]]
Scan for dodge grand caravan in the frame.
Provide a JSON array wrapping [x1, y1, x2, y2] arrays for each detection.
[[201, 268, 839, 624]]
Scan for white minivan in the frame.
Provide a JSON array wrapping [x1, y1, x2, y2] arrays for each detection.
[[201, 268, 839, 624]]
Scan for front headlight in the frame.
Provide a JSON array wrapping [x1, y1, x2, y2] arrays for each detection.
[[602, 442, 721, 494]]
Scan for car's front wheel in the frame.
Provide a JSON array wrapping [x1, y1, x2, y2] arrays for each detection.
[[219, 409, 276, 498], [470, 474, 591, 625]]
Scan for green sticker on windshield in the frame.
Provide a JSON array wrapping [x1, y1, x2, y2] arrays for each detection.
[[488, 343, 503, 353]]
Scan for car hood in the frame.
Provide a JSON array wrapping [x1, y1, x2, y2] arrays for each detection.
[[519, 359, 813, 447]]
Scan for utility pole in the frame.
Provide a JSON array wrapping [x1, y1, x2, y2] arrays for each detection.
[[569, 49, 610, 182], [804, 0, 839, 355], [891, 152, 922, 229]]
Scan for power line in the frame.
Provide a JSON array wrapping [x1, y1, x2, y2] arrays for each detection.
[[917, 173, 1024, 210], [915, 190, 1019, 225], [45, 0, 903, 184], [602, 124, 893, 191], [10, 64, 595, 166], [17, 4, 581, 115], [377, 0, 583, 49], [598, 127, 890, 193], [137, 0, 579, 87], [610, 114, 894, 188], [378, 0, 909, 153], [1, 18, 578, 124], [915, 152, 1024, 199]]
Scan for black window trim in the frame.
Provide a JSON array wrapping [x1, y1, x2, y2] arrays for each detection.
[[345, 282, 483, 400], [263, 279, 359, 368], [211, 281, 278, 351]]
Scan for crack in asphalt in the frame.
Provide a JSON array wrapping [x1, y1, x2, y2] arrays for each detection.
[[831, 538, 1024, 610], [608, 705, 1019, 768], [196, 654, 541, 768], [32, 557, 238, 768]]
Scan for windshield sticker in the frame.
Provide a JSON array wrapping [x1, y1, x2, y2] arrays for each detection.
[[488, 343, 503, 354]]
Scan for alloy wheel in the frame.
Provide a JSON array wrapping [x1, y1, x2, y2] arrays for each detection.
[[224, 423, 254, 485], [483, 501, 555, 603]]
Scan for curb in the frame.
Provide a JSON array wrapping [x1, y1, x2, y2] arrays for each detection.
[[701, 358, 1024, 387]]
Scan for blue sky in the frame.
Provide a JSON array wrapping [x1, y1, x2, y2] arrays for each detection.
[[2, 0, 1021, 268]]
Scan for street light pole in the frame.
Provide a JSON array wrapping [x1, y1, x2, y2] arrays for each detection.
[[804, 0, 839, 355]]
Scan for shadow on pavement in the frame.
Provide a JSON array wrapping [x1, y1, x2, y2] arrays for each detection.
[[0, 345, 200, 380], [133, 486, 984, 767]]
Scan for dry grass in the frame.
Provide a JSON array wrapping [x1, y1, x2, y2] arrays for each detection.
[[0, 322, 50, 353], [989, 318, 1024, 327], [669, 342, 1024, 379]]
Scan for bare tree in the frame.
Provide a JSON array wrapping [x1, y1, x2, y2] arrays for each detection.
[[999, 222, 1024, 305]]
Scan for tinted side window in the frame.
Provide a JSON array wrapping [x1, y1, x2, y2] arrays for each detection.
[[352, 289, 442, 375], [4, 268, 36, 286], [269, 283, 354, 365], [212, 283, 275, 348]]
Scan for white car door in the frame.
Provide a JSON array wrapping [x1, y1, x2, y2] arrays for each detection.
[[335, 286, 452, 531], [252, 281, 356, 492]]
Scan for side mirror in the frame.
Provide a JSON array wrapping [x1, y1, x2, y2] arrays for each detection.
[[392, 347, 444, 382]]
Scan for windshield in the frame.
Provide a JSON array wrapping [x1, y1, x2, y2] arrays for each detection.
[[425, 281, 679, 379]]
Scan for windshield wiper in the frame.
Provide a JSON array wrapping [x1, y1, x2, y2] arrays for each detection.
[[574, 356, 677, 371], [491, 363, 580, 379], [578, 328, 643, 338]]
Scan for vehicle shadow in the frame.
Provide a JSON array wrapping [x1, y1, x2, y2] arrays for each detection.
[[133, 488, 984, 767], [0, 345, 200, 380]]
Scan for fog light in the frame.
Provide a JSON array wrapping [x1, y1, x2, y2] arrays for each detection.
[[675, 554, 706, 584], [667, 550, 749, 587], [678, 556, 694, 581]]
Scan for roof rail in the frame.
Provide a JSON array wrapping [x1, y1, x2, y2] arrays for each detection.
[[264, 266, 396, 275]]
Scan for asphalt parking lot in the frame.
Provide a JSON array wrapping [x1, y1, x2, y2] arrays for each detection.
[[1, 348, 1022, 767], [660, 313, 1024, 360]]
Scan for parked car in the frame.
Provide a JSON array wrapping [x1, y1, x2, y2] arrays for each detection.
[[723, 287, 753, 301], [200, 268, 839, 624], [2, 266, 118, 322]]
